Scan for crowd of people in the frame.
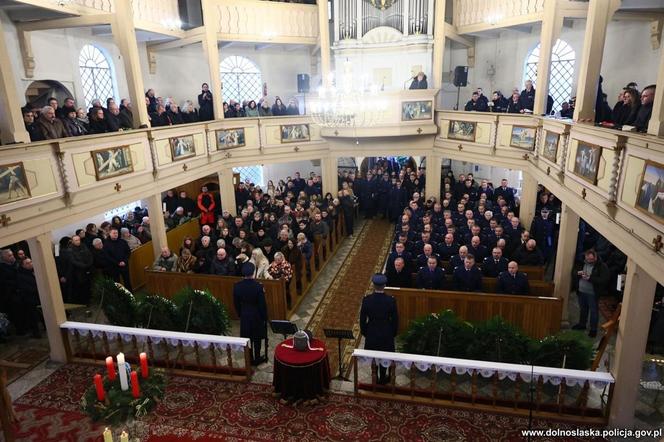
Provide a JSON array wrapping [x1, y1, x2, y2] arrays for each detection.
[[21, 82, 305, 142], [463, 78, 656, 132]]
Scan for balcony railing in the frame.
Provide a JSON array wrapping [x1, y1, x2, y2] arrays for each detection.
[[353, 349, 615, 423], [453, 0, 545, 30]]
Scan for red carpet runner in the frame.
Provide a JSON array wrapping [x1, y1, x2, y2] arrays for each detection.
[[11, 364, 606, 441]]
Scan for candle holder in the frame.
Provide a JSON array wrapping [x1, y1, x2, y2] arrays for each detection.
[[81, 356, 166, 425]]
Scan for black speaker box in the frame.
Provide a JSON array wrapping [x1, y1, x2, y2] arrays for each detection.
[[453, 66, 468, 87]]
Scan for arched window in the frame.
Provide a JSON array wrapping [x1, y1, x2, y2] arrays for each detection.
[[79, 44, 116, 109], [233, 166, 264, 188], [220, 56, 263, 103], [523, 39, 575, 113]]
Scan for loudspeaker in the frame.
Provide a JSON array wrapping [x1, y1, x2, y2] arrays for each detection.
[[297, 74, 310, 93], [453, 66, 468, 87]]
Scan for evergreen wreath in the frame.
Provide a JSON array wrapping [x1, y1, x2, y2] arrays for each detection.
[[92, 277, 136, 327], [81, 366, 166, 425], [135, 294, 181, 331], [531, 330, 594, 370], [173, 287, 231, 335], [398, 309, 473, 358]]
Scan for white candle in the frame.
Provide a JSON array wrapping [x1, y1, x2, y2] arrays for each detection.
[[103, 427, 113, 442], [117, 353, 128, 391], [120, 431, 129, 442]]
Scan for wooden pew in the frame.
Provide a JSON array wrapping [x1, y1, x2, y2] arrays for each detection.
[[408, 274, 555, 297], [129, 219, 201, 289], [413, 261, 546, 281], [144, 270, 288, 320], [385, 287, 562, 339]]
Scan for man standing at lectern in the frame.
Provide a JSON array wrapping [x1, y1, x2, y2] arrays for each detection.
[[359, 274, 399, 385]]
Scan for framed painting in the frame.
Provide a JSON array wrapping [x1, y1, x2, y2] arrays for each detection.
[[401, 100, 433, 121], [0, 162, 31, 205], [91, 146, 134, 181], [448, 120, 476, 142], [510, 126, 537, 150], [216, 128, 246, 150], [572, 142, 602, 185], [169, 135, 196, 161], [542, 131, 560, 162], [280, 124, 310, 143], [635, 159, 664, 223]]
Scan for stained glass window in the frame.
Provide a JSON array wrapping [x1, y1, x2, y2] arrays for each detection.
[[523, 39, 575, 113], [220, 56, 263, 103], [233, 166, 264, 188], [79, 44, 116, 109]]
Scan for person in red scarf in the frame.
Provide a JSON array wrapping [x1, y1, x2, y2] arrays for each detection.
[[197, 186, 216, 226]]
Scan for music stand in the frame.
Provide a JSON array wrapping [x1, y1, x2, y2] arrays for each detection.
[[323, 328, 354, 381], [270, 320, 298, 341]]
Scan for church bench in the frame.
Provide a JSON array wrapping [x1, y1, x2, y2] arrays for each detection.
[[406, 274, 555, 297], [385, 287, 562, 339], [408, 260, 546, 280]]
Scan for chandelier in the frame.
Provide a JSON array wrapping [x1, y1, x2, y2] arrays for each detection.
[[367, 0, 396, 10], [310, 60, 387, 129]]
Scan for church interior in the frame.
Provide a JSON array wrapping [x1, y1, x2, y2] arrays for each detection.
[[1, 0, 664, 440]]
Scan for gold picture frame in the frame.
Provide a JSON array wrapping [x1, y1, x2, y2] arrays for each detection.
[[448, 120, 476, 142], [510, 125, 537, 150], [542, 131, 560, 163], [635, 159, 664, 224], [169, 135, 196, 161], [280, 124, 310, 144], [216, 128, 246, 150], [91, 146, 134, 181], [0, 161, 31, 205], [572, 142, 602, 185]]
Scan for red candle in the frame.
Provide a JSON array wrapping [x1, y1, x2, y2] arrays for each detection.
[[139, 352, 148, 378], [94, 374, 105, 401], [105, 356, 116, 381], [130, 371, 140, 399]]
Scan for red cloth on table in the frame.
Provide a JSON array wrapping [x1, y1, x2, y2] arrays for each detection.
[[274, 338, 327, 366]]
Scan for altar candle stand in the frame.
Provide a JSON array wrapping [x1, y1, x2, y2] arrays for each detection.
[[103, 427, 113, 442], [117, 353, 128, 391], [130, 371, 140, 399], [94, 374, 105, 401], [139, 352, 148, 378], [106, 356, 116, 381], [120, 431, 129, 442]]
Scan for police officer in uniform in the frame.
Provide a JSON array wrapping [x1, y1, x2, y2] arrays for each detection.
[[359, 274, 399, 384], [233, 262, 268, 365], [496, 261, 530, 295]]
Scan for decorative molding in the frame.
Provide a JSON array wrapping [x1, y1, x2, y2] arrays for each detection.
[[147, 46, 157, 75], [581, 188, 587, 200], [0, 214, 11, 228], [651, 20, 663, 50], [467, 46, 475, 68], [114, 183, 122, 192], [17, 29, 35, 79], [654, 235, 663, 253]]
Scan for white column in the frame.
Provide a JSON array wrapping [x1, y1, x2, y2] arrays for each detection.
[[609, 259, 657, 427], [357, 0, 363, 37], [202, 0, 224, 120], [573, 0, 621, 121], [552, 203, 579, 325], [424, 153, 442, 201], [518, 170, 538, 231], [648, 37, 664, 135], [431, 0, 447, 90], [218, 167, 237, 215], [26, 233, 67, 362], [333, 0, 340, 42], [111, 0, 150, 128], [533, 0, 563, 115], [145, 193, 168, 258], [403, 0, 409, 36], [0, 18, 30, 144], [318, 0, 331, 85], [321, 155, 339, 196]]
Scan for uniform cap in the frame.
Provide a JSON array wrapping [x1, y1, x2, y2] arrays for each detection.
[[372, 273, 388, 285], [241, 262, 255, 277]]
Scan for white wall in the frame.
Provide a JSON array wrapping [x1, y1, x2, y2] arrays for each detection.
[[449, 160, 522, 190], [262, 160, 322, 187], [445, 19, 661, 111], [143, 43, 313, 105]]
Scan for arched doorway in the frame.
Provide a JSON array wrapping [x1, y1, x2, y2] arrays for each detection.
[[359, 156, 416, 177], [24, 80, 74, 108]]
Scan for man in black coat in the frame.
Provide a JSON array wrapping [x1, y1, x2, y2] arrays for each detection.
[[416, 257, 445, 290], [482, 247, 509, 277], [15, 258, 42, 337], [520, 80, 536, 111], [464, 92, 489, 112], [360, 274, 399, 384], [386, 242, 412, 274], [0, 249, 18, 332], [233, 263, 268, 365], [513, 239, 545, 266], [494, 179, 515, 207], [386, 258, 412, 288], [209, 248, 236, 276], [68, 235, 94, 305], [452, 255, 483, 292], [573, 249, 610, 337], [496, 261, 530, 295], [103, 228, 132, 291]]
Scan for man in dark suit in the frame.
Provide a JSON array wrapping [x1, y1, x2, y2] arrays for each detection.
[[386, 242, 412, 274], [494, 179, 515, 207], [449, 245, 468, 273], [438, 233, 459, 261], [360, 274, 399, 384], [513, 239, 545, 266], [496, 261, 530, 295], [103, 228, 132, 291], [482, 247, 509, 277], [467, 236, 489, 262], [386, 258, 412, 288], [233, 263, 268, 365], [452, 255, 483, 292], [416, 244, 440, 269], [416, 257, 445, 290]]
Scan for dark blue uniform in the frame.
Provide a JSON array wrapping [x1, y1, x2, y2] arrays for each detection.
[[415, 266, 446, 290], [496, 271, 530, 295], [360, 289, 399, 384], [452, 266, 483, 292], [530, 216, 556, 261], [233, 278, 268, 362], [482, 256, 509, 277]]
